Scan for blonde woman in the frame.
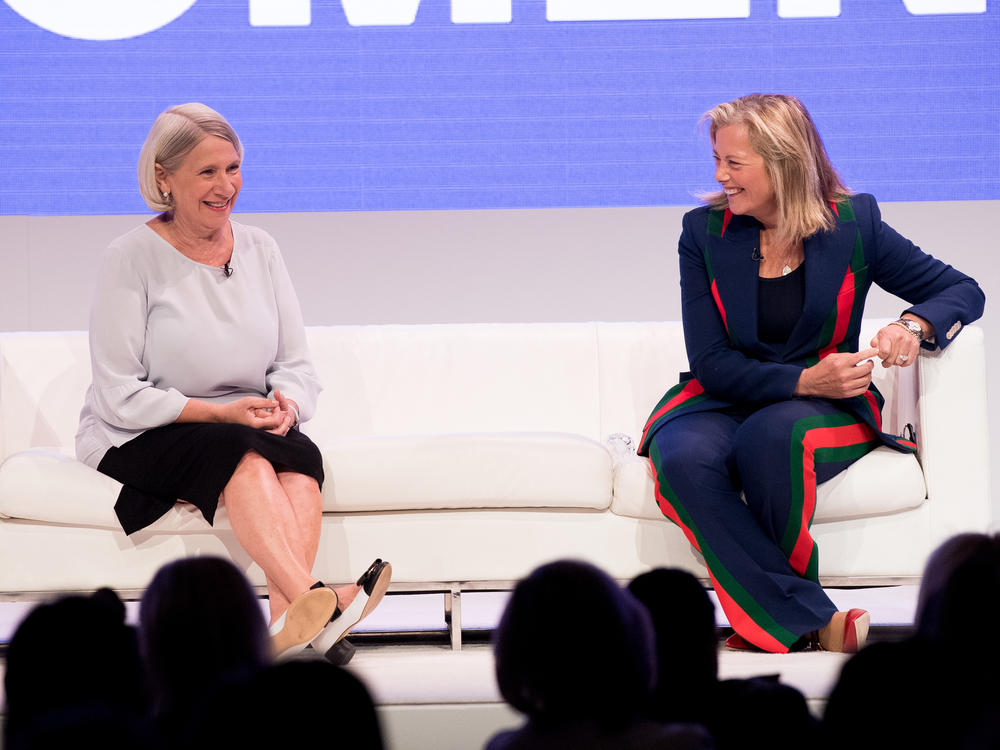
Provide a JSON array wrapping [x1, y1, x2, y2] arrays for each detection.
[[638, 94, 983, 654], [76, 103, 390, 661]]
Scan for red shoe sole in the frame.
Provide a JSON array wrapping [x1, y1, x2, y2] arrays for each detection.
[[724, 632, 765, 652], [842, 608, 870, 653]]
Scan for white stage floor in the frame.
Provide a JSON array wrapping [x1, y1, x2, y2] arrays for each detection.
[[0, 586, 919, 750]]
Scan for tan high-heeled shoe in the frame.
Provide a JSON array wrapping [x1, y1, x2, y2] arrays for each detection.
[[816, 608, 869, 652]]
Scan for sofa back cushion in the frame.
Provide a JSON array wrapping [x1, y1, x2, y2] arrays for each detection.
[[596, 322, 688, 444], [304, 323, 605, 444], [0, 331, 90, 459], [0, 321, 915, 458]]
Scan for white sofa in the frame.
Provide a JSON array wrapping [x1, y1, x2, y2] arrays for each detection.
[[0, 320, 990, 641]]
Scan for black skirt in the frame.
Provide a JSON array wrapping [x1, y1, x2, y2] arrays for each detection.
[[97, 423, 324, 535]]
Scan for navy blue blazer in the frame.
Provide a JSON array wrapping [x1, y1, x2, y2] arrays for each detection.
[[639, 193, 984, 456]]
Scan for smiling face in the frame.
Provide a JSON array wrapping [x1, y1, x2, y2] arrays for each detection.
[[712, 124, 778, 229], [156, 135, 241, 232]]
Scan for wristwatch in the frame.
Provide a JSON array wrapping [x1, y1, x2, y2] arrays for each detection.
[[891, 318, 924, 340]]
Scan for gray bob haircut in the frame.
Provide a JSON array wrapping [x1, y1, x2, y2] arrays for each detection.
[[137, 103, 243, 213]]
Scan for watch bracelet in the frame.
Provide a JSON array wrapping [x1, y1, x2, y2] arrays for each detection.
[[890, 318, 923, 340]]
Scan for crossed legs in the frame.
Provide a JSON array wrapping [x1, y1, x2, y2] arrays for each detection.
[[220, 450, 357, 626], [648, 400, 878, 652]]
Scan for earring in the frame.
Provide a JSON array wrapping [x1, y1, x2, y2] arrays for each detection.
[[162, 191, 170, 201]]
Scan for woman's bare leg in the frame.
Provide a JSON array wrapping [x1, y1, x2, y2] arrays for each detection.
[[276, 470, 359, 611], [221, 451, 317, 625]]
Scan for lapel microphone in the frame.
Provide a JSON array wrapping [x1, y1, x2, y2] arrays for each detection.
[[751, 247, 763, 261], [222, 261, 233, 278]]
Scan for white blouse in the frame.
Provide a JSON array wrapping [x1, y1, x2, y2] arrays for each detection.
[[76, 220, 322, 468]]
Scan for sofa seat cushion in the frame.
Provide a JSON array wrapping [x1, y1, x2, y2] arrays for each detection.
[[0, 449, 123, 527], [0, 432, 613, 530], [320, 432, 612, 512], [611, 445, 927, 523], [0, 449, 238, 532]]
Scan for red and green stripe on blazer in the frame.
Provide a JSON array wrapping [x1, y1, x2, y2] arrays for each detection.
[[812, 199, 916, 452], [706, 199, 866, 356]]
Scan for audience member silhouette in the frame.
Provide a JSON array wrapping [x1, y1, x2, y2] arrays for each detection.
[[709, 675, 818, 750], [3, 588, 152, 750], [138, 556, 270, 747], [628, 567, 819, 750], [485, 559, 713, 750], [913, 532, 1000, 651], [823, 532, 1000, 749], [627, 568, 717, 727], [191, 659, 385, 750]]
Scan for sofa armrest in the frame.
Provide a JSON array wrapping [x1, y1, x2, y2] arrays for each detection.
[[917, 325, 991, 546]]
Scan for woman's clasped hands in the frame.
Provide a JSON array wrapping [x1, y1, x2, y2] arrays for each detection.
[[263, 390, 298, 436], [218, 390, 297, 435]]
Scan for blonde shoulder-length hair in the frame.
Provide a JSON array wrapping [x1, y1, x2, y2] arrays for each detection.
[[700, 94, 850, 248], [137, 103, 244, 214]]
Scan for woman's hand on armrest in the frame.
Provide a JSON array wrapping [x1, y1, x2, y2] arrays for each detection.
[[795, 348, 878, 399], [176, 396, 284, 430], [869, 314, 931, 368]]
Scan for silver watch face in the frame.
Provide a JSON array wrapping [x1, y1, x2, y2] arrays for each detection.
[[898, 319, 922, 338]]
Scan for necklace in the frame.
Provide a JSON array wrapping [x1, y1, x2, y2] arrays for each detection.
[[758, 230, 801, 278], [754, 248, 795, 277]]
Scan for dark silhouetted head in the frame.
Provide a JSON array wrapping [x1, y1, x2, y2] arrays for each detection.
[[493, 559, 655, 727], [193, 660, 384, 750], [138, 556, 269, 718], [3, 588, 148, 748], [915, 532, 1000, 650], [628, 567, 717, 723]]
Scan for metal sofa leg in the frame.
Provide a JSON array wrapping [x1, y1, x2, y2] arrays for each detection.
[[444, 586, 462, 650]]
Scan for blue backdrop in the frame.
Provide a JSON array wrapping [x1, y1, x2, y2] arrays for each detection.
[[1, 0, 997, 216]]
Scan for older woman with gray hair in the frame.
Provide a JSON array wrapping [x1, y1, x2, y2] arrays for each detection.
[[76, 103, 390, 661]]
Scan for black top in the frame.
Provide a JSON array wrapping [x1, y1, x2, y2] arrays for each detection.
[[757, 262, 805, 344]]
